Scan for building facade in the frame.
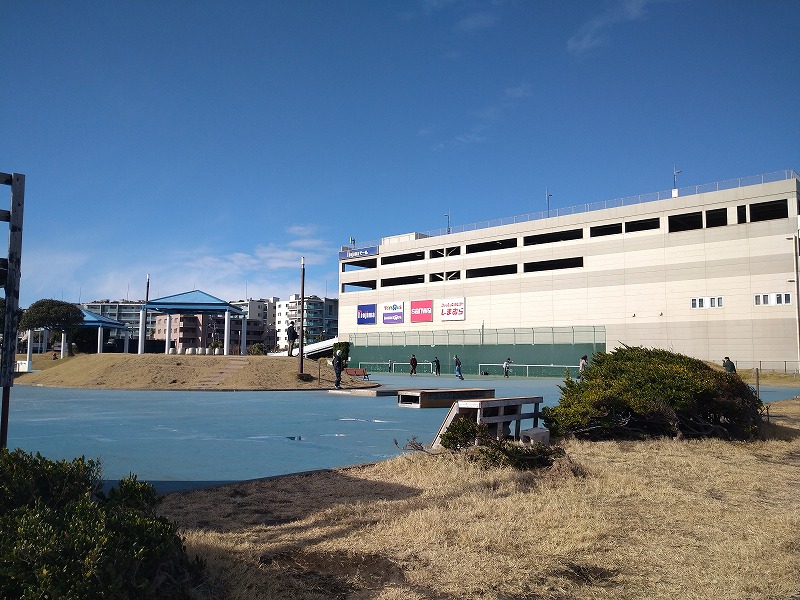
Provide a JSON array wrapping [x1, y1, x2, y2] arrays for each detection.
[[83, 300, 157, 341], [337, 171, 800, 373], [276, 294, 339, 350]]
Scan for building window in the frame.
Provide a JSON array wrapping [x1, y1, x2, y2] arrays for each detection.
[[342, 280, 377, 292], [430, 271, 461, 281], [691, 296, 724, 309], [590, 223, 623, 237], [786, 293, 792, 304], [466, 237, 517, 254], [381, 275, 425, 287], [750, 199, 788, 223], [524, 257, 583, 273], [381, 252, 425, 266], [669, 211, 703, 233], [625, 218, 660, 233], [737, 205, 747, 224], [430, 246, 461, 258], [524, 228, 583, 245], [466, 264, 518, 278], [705, 208, 727, 228]]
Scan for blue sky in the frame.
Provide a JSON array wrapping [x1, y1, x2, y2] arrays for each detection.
[[2, 0, 798, 308]]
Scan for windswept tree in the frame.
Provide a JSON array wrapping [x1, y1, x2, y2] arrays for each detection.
[[19, 299, 84, 355]]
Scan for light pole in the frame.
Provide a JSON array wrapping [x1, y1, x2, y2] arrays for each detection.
[[546, 188, 552, 217], [298, 256, 305, 375], [445, 211, 451, 234]]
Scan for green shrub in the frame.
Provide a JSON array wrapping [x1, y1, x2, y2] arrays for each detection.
[[542, 346, 762, 440], [439, 418, 565, 470], [0, 449, 209, 598]]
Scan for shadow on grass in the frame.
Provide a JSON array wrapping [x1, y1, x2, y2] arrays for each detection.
[[759, 398, 800, 441]]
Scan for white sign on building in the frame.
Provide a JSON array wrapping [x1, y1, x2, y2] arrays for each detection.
[[440, 297, 465, 321]]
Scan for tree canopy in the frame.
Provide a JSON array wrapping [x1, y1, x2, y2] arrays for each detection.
[[19, 299, 84, 332]]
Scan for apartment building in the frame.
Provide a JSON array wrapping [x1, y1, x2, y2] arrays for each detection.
[[83, 299, 157, 341], [337, 171, 800, 373], [276, 294, 338, 349]]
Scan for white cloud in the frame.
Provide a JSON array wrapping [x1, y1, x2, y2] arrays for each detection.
[[568, 0, 655, 55]]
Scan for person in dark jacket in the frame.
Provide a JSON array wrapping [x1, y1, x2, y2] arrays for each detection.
[[286, 321, 298, 356], [333, 349, 344, 389], [722, 356, 736, 373], [409, 354, 418, 376]]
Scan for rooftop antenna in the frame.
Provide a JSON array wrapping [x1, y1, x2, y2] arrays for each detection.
[[546, 188, 552, 217], [673, 164, 682, 189], [445, 211, 451, 234]]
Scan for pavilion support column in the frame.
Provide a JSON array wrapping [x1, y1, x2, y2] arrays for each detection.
[[97, 326, 103, 354], [138, 308, 146, 354], [123, 330, 130, 354], [165, 314, 172, 354], [240, 317, 247, 356], [224, 311, 231, 356], [26, 330, 33, 363], [60, 332, 66, 359]]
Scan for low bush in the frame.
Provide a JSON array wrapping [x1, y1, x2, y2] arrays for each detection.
[[542, 346, 762, 440], [0, 448, 210, 598], [439, 417, 565, 469]]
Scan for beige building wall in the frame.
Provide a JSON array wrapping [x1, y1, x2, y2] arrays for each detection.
[[338, 174, 800, 367]]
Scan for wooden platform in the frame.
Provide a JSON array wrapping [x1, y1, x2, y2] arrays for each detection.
[[431, 396, 544, 449], [397, 388, 495, 408]]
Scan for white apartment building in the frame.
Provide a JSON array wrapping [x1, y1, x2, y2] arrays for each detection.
[[276, 294, 339, 349], [337, 170, 800, 372]]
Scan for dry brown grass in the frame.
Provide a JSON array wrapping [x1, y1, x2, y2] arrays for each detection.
[[14, 353, 375, 391], [159, 399, 800, 600]]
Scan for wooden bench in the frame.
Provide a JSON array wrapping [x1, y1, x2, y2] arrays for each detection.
[[344, 367, 370, 380]]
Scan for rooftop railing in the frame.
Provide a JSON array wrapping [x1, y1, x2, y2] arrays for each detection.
[[351, 170, 799, 249]]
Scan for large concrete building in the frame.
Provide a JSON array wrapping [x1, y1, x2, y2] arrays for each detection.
[[337, 170, 800, 374]]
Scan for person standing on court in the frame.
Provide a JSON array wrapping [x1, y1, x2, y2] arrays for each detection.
[[454, 354, 464, 380], [409, 354, 418, 376], [286, 321, 298, 356], [332, 349, 344, 389], [503, 358, 511, 378], [433, 356, 441, 376]]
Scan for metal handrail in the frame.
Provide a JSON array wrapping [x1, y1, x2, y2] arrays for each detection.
[[350, 170, 799, 249]]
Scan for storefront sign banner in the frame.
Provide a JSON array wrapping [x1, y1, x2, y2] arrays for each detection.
[[382, 302, 404, 324], [440, 297, 465, 321], [357, 304, 377, 325], [410, 299, 433, 323]]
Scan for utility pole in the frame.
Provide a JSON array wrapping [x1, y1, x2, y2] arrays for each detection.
[[298, 256, 305, 375]]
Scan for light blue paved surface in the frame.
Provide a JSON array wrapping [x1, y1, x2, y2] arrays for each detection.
[[7, 374, 799, 492]]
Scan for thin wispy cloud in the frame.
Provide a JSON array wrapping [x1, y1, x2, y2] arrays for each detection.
[[454, 11, 499, 33], [505, 82, 533, 99], [430, 82, 530, 151], [568, 0, 654, 55]]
